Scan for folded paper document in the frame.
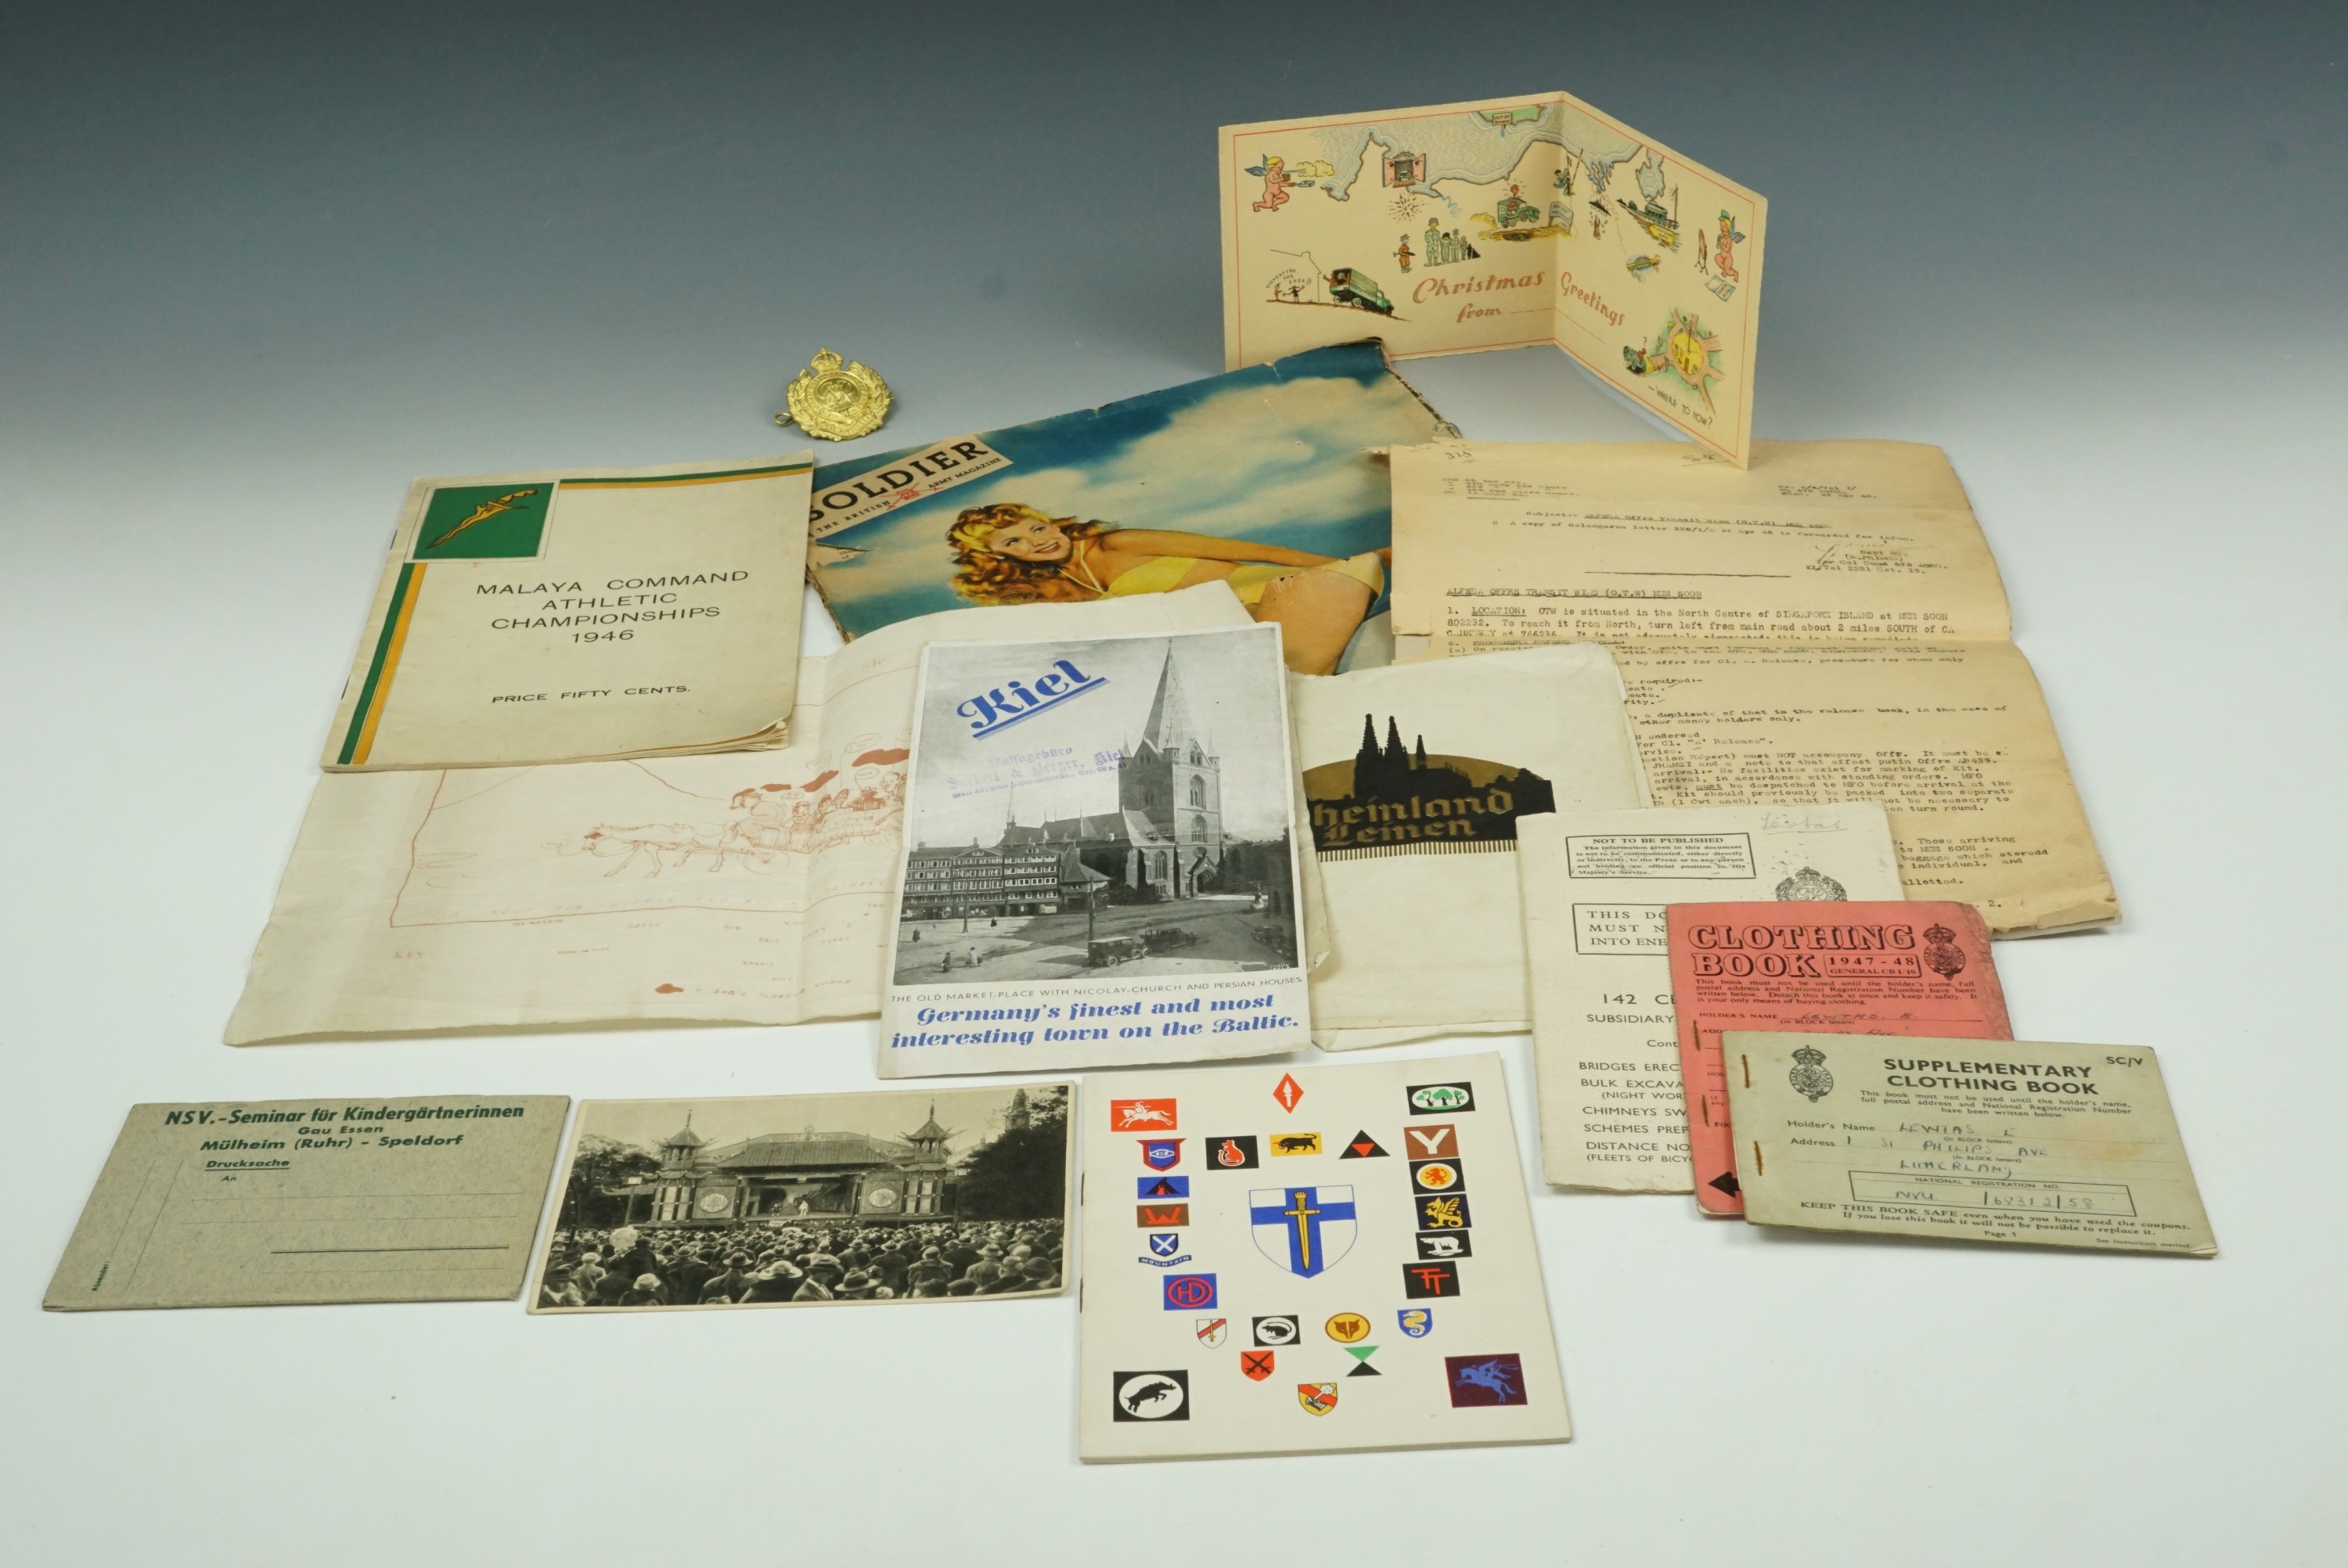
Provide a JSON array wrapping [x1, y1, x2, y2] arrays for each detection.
[[229, 585, 1255, 1043], [1394, 440, 2118, 935]]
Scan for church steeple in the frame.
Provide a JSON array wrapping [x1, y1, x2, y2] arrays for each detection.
[[1139, 649, 1204, 757]]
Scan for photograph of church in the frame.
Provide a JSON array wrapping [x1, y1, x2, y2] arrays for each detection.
[[894, 628, 1303, 982]]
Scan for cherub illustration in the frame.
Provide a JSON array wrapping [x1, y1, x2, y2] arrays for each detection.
[[1249, 155, 1292, 213], [945, 502, 1385, 675]]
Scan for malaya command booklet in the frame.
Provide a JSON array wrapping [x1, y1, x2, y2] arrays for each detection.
[[324, 453, 812, 771]]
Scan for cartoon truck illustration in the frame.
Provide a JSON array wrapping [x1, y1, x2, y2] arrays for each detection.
[[1325, 268, 1395, 315], [1493, 189, 1543, 228]]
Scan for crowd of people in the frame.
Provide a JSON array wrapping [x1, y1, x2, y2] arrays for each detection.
[[537, 1217, 1064, 1308]]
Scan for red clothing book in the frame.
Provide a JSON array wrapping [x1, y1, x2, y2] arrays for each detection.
[[1665, 901, 2011, 1215]]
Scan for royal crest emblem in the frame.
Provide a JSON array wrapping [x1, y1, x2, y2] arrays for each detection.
[[1398, 1307, 1434, 1338], [1788, 1042, 1835, 1102], [1297, 1382, 1339, 1417], [1248, 1185, 1359, 1278], [1774, 865, 1848, 901], [1921, 922, 1968, 978]]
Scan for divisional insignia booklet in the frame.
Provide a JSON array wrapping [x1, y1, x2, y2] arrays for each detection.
[[323, 453, 813, 771], [878, 624, 1312, 1077], [1078, 1053, 1570, 1461]]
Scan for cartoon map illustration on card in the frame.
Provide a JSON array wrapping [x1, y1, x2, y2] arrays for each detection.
[[1220, 95, 1766, 464], [1079, 1052, 1570, 1460]]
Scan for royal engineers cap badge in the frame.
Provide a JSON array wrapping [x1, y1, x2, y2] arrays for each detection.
[[776, 347, 891, 441]]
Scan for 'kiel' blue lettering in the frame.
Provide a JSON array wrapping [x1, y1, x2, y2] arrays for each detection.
[[956, 659, 1106, 738]]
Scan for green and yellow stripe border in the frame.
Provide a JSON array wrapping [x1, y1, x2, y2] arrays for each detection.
[[560, 459, 812, 491], [337, 562, 426, 765]]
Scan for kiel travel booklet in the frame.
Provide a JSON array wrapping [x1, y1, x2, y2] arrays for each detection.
[[526, 1084, 1074, 1311], [878, 624, 1311, 1077], [1516, 805, 1904, 1192], [1220, 95, 1766, 464], [1290, 645, 1650, 1050], [803, 341, 1451, 676], [1723, 1034, 2217, 1256], [1666, 900, 2014, 1216], [45, 1096, 569, 1310], [228, 585, 1254, 1044], [323, 454, 813, 771], [1077, 1052, 1570, 1461]]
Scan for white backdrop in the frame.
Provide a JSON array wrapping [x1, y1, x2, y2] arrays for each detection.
[[4, 5, 2343, 1559]]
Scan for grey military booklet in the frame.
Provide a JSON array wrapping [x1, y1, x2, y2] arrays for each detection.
[[46, 1095, 571, 1309]]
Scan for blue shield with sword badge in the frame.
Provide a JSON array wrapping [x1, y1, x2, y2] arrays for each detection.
[[1248, 1184, 1358, 1278]]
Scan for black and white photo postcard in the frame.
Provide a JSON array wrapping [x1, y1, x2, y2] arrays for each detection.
[[527, 1084, 1074, 1312], [879, 624, 1311, 1076]]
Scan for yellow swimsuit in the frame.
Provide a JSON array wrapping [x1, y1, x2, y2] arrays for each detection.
[[1077, 545, 1384, 608]]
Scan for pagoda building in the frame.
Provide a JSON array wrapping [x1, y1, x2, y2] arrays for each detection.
[[616, 1106, 960, 1227]]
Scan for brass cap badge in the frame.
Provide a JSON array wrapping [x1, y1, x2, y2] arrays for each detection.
[[775, 347, 891, 441]]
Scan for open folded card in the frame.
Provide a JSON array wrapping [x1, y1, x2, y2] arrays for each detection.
[[1221, 94, 1766, 464]]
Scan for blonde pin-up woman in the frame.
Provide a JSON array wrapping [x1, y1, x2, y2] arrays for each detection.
[[946, 502, 1385, 675]]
